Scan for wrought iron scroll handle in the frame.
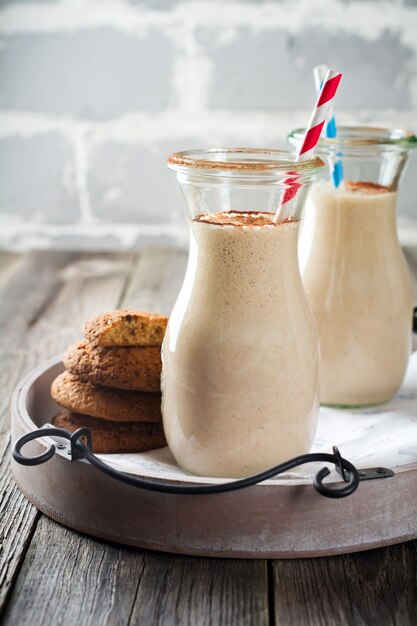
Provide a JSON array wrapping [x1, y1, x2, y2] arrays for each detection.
[[13, 426, 361, 499]]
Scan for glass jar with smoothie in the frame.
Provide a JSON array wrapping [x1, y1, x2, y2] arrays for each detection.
[[162, 148, 324, 478], [289, 126, 417, 407]]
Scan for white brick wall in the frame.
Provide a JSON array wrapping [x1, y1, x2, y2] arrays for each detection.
[[1, 0, 417, 249]]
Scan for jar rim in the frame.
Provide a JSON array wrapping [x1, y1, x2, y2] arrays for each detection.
[[167, 147, 324, 174], [288, 126, 417, 149]]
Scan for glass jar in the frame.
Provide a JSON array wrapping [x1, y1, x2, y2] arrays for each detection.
[[288, 127, 417, 407], [162, 148, 324, 478]]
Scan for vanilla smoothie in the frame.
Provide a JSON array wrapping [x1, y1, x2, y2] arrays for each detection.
[[162, 211, 319, 478], [300, 180, 413, 406]]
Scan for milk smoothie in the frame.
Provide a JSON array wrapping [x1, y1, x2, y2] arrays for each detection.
[[162, 211, 319, 478], [300, 180, 412, 406], [289, 126, 417, 407]]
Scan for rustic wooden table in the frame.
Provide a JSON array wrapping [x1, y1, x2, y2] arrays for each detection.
[[1, 248, 417, 626]]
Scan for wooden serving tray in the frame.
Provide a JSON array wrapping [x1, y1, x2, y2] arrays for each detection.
[[11, 355, 417, 559]]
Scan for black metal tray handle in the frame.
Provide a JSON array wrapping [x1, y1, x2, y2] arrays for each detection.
[[12, 428, 396, 499]]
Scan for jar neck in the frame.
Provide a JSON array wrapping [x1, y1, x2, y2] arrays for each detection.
[[168, 148, 324, 221], [288, 127, 417, 191], [318, 151, 408, 191], [176, 170, 320, 221]]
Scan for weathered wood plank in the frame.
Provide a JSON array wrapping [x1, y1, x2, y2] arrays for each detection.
[[2, 517, 269, 626], [128, 553, 268, 626], [0, 440, 40, 624], [0, 252, 76, 434], [1, 517, 145, 626], [0, 252, 77, 614], [0, 251, 134, 616], [18, 253, 135, 374], [272, 541, 417, 626], [0, 253, 21, 292], [121, 247, 187, 314]]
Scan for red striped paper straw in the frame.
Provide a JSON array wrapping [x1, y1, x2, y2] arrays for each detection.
[[273, 68, 342, 223]]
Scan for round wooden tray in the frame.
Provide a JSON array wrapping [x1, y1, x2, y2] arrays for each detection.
[[11, 355, 417, 559]]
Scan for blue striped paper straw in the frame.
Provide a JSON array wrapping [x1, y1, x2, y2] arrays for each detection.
[[314, 65, 344, 187]]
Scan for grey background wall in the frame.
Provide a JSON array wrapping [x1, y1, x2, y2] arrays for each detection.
[[1, 0, 417, 250]]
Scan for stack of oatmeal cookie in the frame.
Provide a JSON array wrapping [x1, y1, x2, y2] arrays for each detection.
[[50, 310, 168, 454]]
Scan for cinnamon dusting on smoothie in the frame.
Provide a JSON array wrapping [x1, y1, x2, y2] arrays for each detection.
[[345, 181, 391, 194], [194, 210, 297, 227]]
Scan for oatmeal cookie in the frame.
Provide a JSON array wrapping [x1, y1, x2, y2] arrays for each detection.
[[51, 371, 162, 422], [63, 341, 161, 392], [52, 410, 167, 454], [84, 309, 168, 347]]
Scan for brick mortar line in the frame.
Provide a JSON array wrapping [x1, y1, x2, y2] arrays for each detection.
[[73, 125, 94, 222], [0, 222, 188, 242], [1, 110, 416, 143]]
